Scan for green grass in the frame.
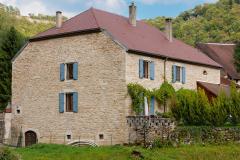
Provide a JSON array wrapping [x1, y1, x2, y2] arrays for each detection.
[[14, 143, 240, 160]]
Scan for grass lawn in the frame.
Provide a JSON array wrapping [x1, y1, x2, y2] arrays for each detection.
[[14, 143, 240, 160]]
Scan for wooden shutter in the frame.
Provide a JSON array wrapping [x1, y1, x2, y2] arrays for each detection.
[[150, 97, 155, 115], [182, 67, 186, 84], [73, 62, 78, 80], [59, 93, 64, 113], [60, 63, 65, 81], [172, 65, 177, 83], [73, 92, 78, 113], [150, 61, 155, 80], [139, 59, 144, 79]]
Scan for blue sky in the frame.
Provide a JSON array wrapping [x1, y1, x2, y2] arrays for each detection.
[[0, 0, 218, 19]]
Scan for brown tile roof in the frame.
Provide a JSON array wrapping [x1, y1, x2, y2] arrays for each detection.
[[31, 8, 221, 68], [197, 81, 231, 97], [197, 43, 239, 79]]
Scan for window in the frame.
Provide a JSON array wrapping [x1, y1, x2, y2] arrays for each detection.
[[176, 66, 181, 82], [66, 93, 73, 112], [67, 134, 71, 140], [172, 65, 186, 84], [99, 134, 104, 140], [139, 59, 155, 80], [60, 62, 78, 81], [203, 70, 208, 75], [143, 60, 149, 78], [67, 63, 74, 80]]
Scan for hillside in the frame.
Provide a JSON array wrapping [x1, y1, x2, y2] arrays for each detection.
[[146, 0, 240, 46]]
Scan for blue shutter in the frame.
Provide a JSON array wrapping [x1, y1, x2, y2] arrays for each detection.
[[172, 65, 177, 83], [59, 93, 64, 113], [150, 61, 155, 80], [139, 59, 144, 79], [60, 63, 65, 81], [73, 92, 78, 113], [150, 97, 155, 115], [182, 67, 186, 84], [73, 62, 78, 80]]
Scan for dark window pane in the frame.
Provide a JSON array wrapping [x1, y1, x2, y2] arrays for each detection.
[[67, 64, 73, 80], [66, 93, 73, 112], [176, 66, 181, 82], [143, 61, 148, 78]]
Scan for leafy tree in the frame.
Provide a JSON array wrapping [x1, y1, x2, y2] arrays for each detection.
[[154, 81, 175, 113], [0, 27, 25, 110]]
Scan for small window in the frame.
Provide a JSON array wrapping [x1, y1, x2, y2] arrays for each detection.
[[143, 60, 149, 78], [176, 66, 181, 82], [67, 134, 71, 140], [66, 63, 74, 80], [203, 70, 208, 75], [66, 93, 73, 112], [17, 109, 20, 114], [99, 134, 104, 140]]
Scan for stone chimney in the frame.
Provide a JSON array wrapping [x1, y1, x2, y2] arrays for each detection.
[[56, 11, 62, 28], [165, 18, 173, 42], [129, 2, 137, 26]]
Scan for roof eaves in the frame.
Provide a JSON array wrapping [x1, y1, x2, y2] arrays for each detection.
[[29, 28, 101, 42]]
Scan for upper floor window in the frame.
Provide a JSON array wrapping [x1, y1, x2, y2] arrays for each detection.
[[60, 62, 78, 81], [139, 59, 155, 80], [172, 65, 186, 84]]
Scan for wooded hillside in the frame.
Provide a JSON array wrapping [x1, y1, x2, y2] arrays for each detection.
[[146, 0, 240, 46]]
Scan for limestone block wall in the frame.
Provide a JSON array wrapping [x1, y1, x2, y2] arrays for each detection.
[[11, 32, 130, 146]]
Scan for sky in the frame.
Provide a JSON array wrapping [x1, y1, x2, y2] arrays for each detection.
[[0, 0, 218, 19]]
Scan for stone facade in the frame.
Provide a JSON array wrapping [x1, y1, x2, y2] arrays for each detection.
[[11, 31, 221, 146], [11, 32, 129, 146]]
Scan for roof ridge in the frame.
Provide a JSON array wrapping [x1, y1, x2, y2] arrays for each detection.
[[90, 8, 100, 28]]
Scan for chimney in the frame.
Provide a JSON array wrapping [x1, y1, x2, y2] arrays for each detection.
[[129, 2, 137, 26], [56, 11, 62, 28], [165, 18, 173, 42]]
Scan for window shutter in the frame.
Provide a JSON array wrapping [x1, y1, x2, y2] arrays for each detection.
[[172, 65, 177, 83], [73, 92, 78, 113], [59, 93, 64, 113], [73, 62, 78, 80], [150, 61, 155, 80], [60, 63, 65, 81], [150, 97, 155, 115], [139, 59, 144, 79], [182, 67, 186, 84]]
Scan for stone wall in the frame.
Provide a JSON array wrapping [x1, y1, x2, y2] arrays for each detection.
[[11, 32, 130, 146], [0, 113, 4, 144], [127, 116, 175, 144]]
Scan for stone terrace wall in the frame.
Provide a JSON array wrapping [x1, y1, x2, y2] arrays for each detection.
[[127, 116, 175, 144]]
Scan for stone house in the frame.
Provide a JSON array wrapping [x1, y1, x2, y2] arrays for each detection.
[[10, 3, 221, 146]]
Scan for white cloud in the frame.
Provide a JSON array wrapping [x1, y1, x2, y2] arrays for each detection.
[[85, 0, 127, 14], [138, 0, 218, 5]]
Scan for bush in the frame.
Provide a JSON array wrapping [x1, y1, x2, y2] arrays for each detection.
[[0, 147, 19, 160], [152, 138, 173, 148], [171, 89, 210, 125]]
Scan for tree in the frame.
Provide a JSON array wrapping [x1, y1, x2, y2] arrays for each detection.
[[154, 81, 175, 113], [234, 43, 240, 72], [0, 26, 25, 110]]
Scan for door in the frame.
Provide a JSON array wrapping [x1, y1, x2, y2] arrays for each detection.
[[25, 131, 37, 146]]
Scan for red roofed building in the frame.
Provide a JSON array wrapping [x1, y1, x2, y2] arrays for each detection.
[[10, 3, 221, 146]]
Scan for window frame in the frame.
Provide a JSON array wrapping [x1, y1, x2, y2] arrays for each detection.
[[65, 93, 74, 112], [66, 63, 74, 80], [175, 66, 181, 82], [143, 60, 149, 79]]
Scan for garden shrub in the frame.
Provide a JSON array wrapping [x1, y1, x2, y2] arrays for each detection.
[[0, 147, 19, 160], [228, 83, 240, 124]]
